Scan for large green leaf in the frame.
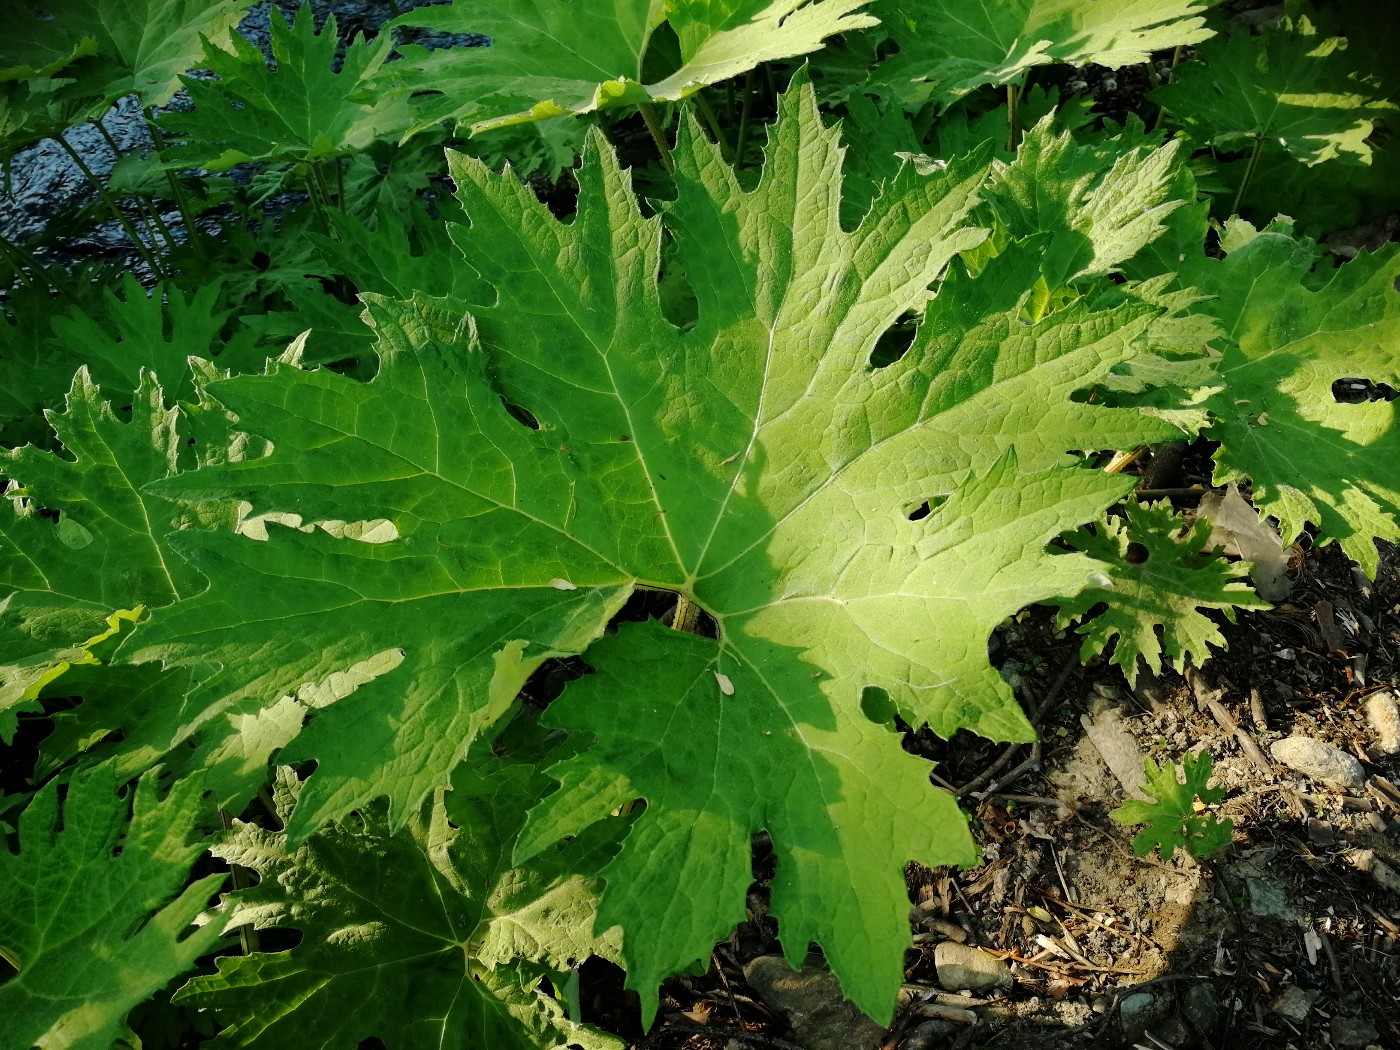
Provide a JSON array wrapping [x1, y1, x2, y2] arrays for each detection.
[[0, 370, 226, 739], [1, 0, 252, 110], [1152, 15, 1395, 167], [870, 0, 1215, 107], [123, 77, 1187, 1020], [0, 763, 225, 1050], [175, 764, 621, 1050], [160, 3, 415, 171], [386, 0, 877, 132]]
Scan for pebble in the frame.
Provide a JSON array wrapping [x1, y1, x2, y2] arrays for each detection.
[[1330, 1013, 1380, 1049], [1270, 735, 1366, 789], [934, 942, 1012, 993], [1365, 690, 1400, 755], [1271, 985, 1318, 1022], [1181, 982, 1219, 1033]]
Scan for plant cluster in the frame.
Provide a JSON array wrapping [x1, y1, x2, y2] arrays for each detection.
[[1, 1, 1397, 1046]]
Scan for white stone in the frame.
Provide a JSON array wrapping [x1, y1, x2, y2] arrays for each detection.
[[1364, 690, 1400, 755], [1270, 736, 1365, 789]]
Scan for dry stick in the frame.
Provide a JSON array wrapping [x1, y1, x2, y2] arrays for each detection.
[[54, 134, 166, 277], [1185, 665, 1273, 776], [957, 651, 1077, 798]]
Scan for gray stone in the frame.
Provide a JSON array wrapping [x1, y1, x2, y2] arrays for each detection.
[[934, 942, 1012, 993], [1181, 982, 1220, 1033], [900, 1019, 958, 1050], [1270, 735, 1366, 789], [1081, 709, 1151, 800], [1245, 875, 1294, 918], [1365, 690, 1400, 755], [743, 955, 887, 1050], [1270, 985, 1319, 1023], [1330, 1013, 1380, 1049], [1119, 992, 1156, 1022]]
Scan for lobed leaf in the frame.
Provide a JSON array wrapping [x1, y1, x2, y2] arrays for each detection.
[[1152, 15, 1395, 168], [116, 75, 1194, 1022], [385, 0, 878, 133], [161, 2, 415, 171], [0, 763, 225, 1050], [1053, 501, 1267, 685], [869, 0, 1215, 107], [176, 764, 621, 1050]]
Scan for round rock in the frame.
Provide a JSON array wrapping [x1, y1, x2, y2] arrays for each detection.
[[1270, 736, 1365, 789]]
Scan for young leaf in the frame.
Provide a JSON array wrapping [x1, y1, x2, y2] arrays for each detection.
[[160, 3, 415, 171], [124, 77, 1186, 1020], [175, 765, 622, 1050], [1152, 15, 1395, 168], [0, 762, 225, 1050], [1111, 751, 1234, 860], [386, 0, 878, 133], [870, 0, 1214, 107], [983, 115, 1184, 286], [1053, 501, 1267, 685]]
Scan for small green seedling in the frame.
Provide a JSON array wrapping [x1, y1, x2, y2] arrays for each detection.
[[1112, 751, 1234, 861]]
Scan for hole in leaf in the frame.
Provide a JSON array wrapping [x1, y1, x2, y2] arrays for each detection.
[[1125, 541, 1150, 565], [500, 397, 541, 430], [860, 686, 897, 726], [868, 311, 919, 369], [1333, 377, 1397, 403], [905, 495, 948, 521]]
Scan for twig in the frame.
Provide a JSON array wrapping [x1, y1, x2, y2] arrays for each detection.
[[1186, 665, 1273, 777]]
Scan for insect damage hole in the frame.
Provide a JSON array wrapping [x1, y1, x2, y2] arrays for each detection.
[[500, 397, 542, 430], [1332, 377, 1397, 403], [905, 495, 949, 521], [868, 310, 920, 369]]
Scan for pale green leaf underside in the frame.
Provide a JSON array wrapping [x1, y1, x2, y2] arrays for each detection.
[[0, 763, 224, 1050], [387, 0, 878, 132], [124, 77, 1182, 1020]]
